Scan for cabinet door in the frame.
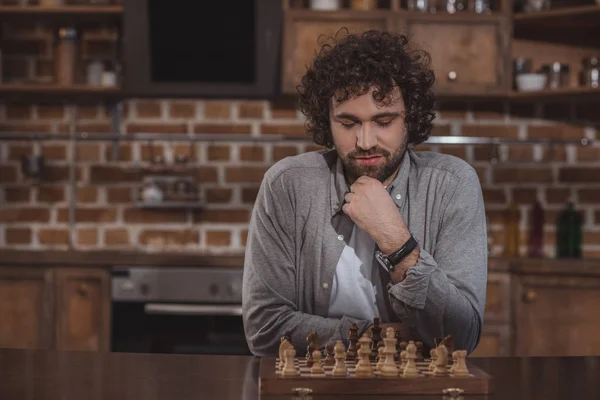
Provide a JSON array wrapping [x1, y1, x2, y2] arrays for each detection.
[[514, 275, 600, 357], [282, 10, 395, 93], [484, 271, 511, 324], [0, 267, 54, 349], [470, 324, 511, 357], [55, 268, 110, 351], [402, 17, 509, 95]]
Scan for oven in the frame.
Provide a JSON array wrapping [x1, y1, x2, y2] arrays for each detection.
[[110, 266, 251, 355]]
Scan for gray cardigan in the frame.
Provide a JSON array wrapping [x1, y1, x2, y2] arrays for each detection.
[[242, 148, 488, 357]]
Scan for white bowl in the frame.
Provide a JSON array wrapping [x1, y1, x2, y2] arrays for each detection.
[[516, 73, 547, 92]]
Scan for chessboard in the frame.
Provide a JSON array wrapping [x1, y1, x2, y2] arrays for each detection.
[[259, 356, 493, 396]]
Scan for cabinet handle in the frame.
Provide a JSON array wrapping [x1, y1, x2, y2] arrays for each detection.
[[448, 71, 457, 82], [77, 284, 89, 297], [523, 290, 537, 303]]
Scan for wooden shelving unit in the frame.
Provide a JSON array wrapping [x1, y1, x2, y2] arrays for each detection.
[[0, 5, 123, 15], [0, 83, 123, 102], [508, 87, 600, 102]]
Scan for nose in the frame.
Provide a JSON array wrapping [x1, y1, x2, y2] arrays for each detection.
[[356, 122, 377, 150]]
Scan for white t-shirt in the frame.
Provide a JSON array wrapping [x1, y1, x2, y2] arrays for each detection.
[[327, 223, 380, 321]]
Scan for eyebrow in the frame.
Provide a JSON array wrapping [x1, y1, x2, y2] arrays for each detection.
[[334, 111, 402, 121]]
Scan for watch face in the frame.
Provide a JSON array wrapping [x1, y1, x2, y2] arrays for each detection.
[[375, 251, 391, 272]]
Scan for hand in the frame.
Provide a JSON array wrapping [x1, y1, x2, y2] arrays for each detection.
[[342, 176, 407, 249]]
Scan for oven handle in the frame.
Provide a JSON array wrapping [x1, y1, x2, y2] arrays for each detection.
[[144, 303, 243, 316]]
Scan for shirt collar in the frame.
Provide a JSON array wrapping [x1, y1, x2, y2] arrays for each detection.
[[330, 149, 411, 215]]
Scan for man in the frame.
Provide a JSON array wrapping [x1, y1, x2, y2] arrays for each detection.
[[242, 30, 487, 357]]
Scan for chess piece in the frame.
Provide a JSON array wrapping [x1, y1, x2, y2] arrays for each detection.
[[278, 339, 294, 372], [324, 343, 336, 366], [332, 340, 348, 377], [400, 350, 408, 371], [311, 349, 324, 375], [394, 331, 402, 360], [452, 350, 470, 376], [397, 340, 407, 362], [376, 346, 385, 371], [282, 331, 292, 344], [370, 318, 382, 361], [433, 344, 449, 376], [346, 323, 359, 361], [380, 327, 399, 377], [306, 331, 319, 367], [402, 341, 421, 378], [429, 348, 437, 371], [415, 341, 424, 361], [355, 334, 374, 377], [282, 348, 300, 377]]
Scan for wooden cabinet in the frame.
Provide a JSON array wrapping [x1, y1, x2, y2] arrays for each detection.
[[0, 267, 54, 350], [0, 266, 110, 352], [400, 16, 510, 95], [513, 274, 600, 357], [472, 324, 511, 357], [282, 10, 395, 93], [55, 268, 111, 351]]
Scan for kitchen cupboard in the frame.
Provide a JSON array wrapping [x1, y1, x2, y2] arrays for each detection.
[[0, 266, 110, 352]]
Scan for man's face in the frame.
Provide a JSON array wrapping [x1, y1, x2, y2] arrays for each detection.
[[330, 87, 408, 186]]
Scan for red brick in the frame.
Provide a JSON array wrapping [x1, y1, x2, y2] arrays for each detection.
[[138, 230, 199, 246], [205, 188, 233, 204], [240, 229, 249, 246], [541, 145, 567, 162], [42, 143, 68, 160], [206, 230, 231, 246], [546, 188, 571, 204], [512, 188, 538, 204], [473, 145, 498, 162], [8, 143, 33, 160], [207, 145, 230, 161], [37, 185, 65, 202], [104, 144, 132, 162], [225, 166, 268, 183], [193, 123, 251, 134], [141, 144, 165, 162], [432, 125, 451, 136], [77, 144, 102, 162], [126, 123, 188, 134], [57, 208, 118, 223], [578, 188, 600, 204], [77, 228, 98, 246], [37, 105, 65, 120], [528, 124, 586, 140], [77, 187, 98, 203], [0, 123, 53, 133], [273, 146, 298, 161], [270, 98, 297, 119], [90, 166, 140, 182], [105, 228, 130, 246], [135, 101, 162, 118], [106, 187, 132, 203], [0, 165, 18, 183], [438, 145, 466, 160], [239, 146, 264, 162], [168, 101, 197, 119], [472, 102, 504, 120], [486, 210, 505, 225], [506, 145, 533, 162], [204, 101, 232, 119], [239, 102, 265, 119], [242, 187, 260, 204], [260, 124, 306, 136], [493, 167, 553, 183], [4, 186, 31, 202], [44, 166, 83, 182], [305, 144, 327, 152], [6, 227, 32, 245], [482, 189, 505, 204], [123, 208, 187, 224], [577, 146, 600, 162], [195, 167, 219, 183], [173, 144, 196, 163], [75, 105, 99, 119], [38, 229, 69, 246], [0, 207, 50, 223], [559, 168, 600, 183], [74, 122, 112, 133], [5, 104, 32, 120], [193, 209, 250, 223], [461, 125, 519, 138]]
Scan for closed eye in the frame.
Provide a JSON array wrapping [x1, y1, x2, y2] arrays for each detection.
[[340, 122, 356, 129], [376, 120, 392, 128]]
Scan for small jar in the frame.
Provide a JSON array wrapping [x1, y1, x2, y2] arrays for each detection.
[[472, 0, 492, 13], [580, 57, 600, 89], [54, 27, 78, 85], [540, 62, 569, 89], [408, 0, 430, 12], [446, 0, 468, 13]]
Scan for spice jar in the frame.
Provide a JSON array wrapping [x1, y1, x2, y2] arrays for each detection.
[[539, 62, 569, 89], [580, 57, 600, 88], [54, 27, 78, 85]]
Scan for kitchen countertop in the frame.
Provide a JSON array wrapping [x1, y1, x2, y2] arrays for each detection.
[[1, 249, 599, 276], [1, 348, 599, 400]]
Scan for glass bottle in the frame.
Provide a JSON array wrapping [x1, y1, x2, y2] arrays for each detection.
[[556, 202, 582, 258], [528, 201, 544, 258], [503, 203, 520, 257], [54, 27, 78, 85]]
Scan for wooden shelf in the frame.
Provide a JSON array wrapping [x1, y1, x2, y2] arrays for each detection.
[[508, 86, 600, 102], [286, 8, 507, 21], [0, 83, 123, 103], [0, 5, 123, 15], [513, 5, 600, 47]]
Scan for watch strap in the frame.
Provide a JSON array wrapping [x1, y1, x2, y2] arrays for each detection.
[[375, 235, 418, 273]]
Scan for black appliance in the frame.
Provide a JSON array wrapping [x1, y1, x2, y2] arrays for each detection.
[[111, 266, 250, 355], [122, 0, 283, 98]]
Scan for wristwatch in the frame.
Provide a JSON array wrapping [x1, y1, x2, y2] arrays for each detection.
[[375, 235, 419, 273]]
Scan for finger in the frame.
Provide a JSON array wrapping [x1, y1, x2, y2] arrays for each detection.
[[342, 203, 350, 214], [344, 192, 354, 203]]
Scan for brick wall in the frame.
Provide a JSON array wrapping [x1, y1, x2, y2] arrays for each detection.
[[1, 12, 599, 258], [1, 99, 599, 258]]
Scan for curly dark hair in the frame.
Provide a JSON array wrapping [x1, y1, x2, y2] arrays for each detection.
[[297, 29, 436, 148]]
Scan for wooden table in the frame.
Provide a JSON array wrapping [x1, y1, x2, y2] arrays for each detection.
[[1, 349, 599, 399]]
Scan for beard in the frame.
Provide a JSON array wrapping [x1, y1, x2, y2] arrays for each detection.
[[341, 138, 407, 184]]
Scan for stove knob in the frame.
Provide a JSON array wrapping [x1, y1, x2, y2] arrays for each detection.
[[209, 283, 220, 296]]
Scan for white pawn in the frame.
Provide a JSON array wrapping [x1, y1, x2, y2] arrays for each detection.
[[452, 350, 470, 376], [282, 348, 300, 377], [332, 340, 348, 377], [376, 346, 385, 371], [311, 349, 324, 375], [402, 341, 421, 378]]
